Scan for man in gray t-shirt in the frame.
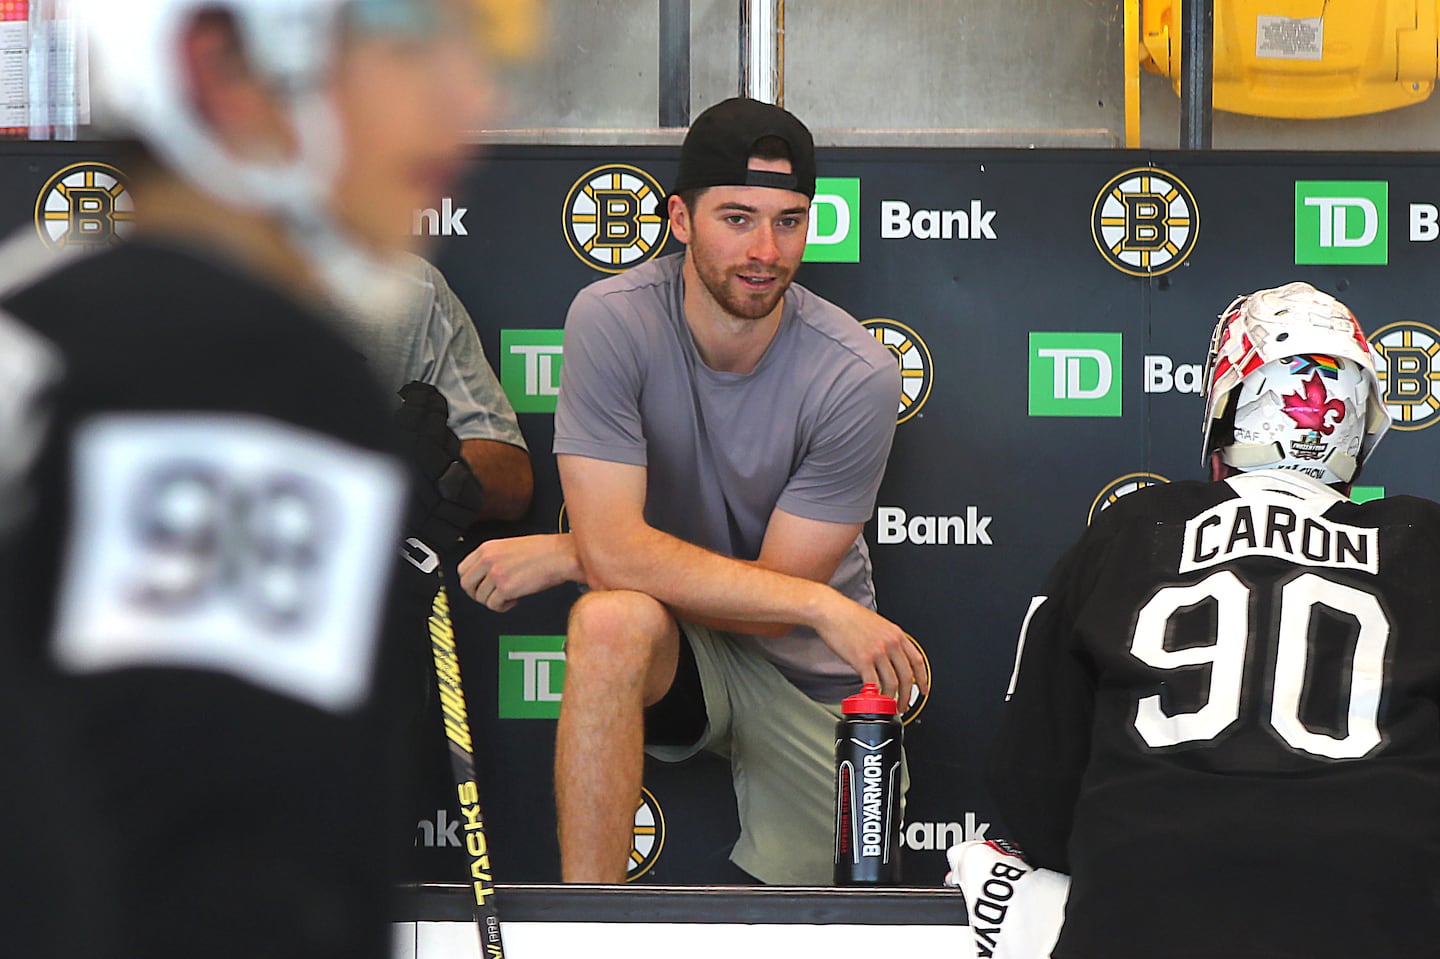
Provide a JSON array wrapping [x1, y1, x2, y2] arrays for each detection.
[[458, 98, 925, 884], [553, 251, 896, 703]]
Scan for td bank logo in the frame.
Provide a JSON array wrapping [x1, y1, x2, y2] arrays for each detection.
[[1295, 181, 1388, 265], [1028, 333, 1122, 417], [1351, 486, 1385, 504], [501, 329, 563, 413], [804, 177, 860, 263], [498, 635, 566, 719], [901, 813, 992, 851]]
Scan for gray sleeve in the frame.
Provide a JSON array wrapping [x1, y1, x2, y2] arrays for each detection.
[[776, 360, 901, 525], [551, 290, 647, 467], [418, 263, 528, 451]]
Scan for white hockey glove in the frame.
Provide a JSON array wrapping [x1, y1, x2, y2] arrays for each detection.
[[945, 838, 1070, 959]]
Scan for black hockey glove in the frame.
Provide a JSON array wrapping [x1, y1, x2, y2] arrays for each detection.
[[393, 381, 485, 548]]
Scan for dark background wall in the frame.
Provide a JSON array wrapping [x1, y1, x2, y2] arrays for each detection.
[[3, 141, 1436, 886]]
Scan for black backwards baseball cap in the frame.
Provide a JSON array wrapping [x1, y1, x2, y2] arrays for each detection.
[[670, 97, 817, 201]]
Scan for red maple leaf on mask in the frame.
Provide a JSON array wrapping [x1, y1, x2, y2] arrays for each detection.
[[1281, 371, 1346, 435]]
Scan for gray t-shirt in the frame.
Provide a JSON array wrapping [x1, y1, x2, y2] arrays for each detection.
[[553, 253, 900, 702], [328, 253, 527, 450]]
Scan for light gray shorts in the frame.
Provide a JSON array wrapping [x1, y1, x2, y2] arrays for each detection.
[[645, 623, 908, 885]]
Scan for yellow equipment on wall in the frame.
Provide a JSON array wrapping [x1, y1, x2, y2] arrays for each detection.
[[1136, 0, 1439, 121], [475, 0, 543, 62]]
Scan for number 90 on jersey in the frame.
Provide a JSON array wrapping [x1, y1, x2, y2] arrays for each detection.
[[1130, 569, 1389, 761]]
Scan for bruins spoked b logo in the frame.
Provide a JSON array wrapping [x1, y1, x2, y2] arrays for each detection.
[[1088, 472, 1170, 524], [1092, 167, 1198, 277], [902, 635, 931, 726], [564, 164, 669, 273], [1370, 321, 1440, 431], [625, 786, 665, 881], [35, 162, 134, 251], [862, 318, 933, 424]]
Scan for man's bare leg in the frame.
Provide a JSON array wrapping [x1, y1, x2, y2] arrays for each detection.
[[555, 589, 681, 882]]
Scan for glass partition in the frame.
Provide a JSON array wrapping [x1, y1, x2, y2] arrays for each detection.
[[10, 0, 1440, 148]]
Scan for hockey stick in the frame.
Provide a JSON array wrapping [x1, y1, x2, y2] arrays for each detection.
[[407, 537, 506, 959]]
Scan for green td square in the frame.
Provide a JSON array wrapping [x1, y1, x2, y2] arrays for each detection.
[[803, 177, 861, 263], [1028, 332, 1123, 417], [1350, 485, 1385, 504], [500, 329, 565, 413], [1294, 181, 1388, 265], [498, 635, 567, 719]]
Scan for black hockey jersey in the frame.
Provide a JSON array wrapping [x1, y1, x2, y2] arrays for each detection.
[[0, 239, 416, 959], [988, 470, 1440, 959]]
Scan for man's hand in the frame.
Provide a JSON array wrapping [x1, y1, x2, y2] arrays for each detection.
[[812, 590, 930, 705], [458, 533, 583, 612]]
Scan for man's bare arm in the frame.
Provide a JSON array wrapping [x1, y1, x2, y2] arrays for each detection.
[[668, 507, 862, 637], [560, 454, 927, 700], [460, 437, 533, 521]]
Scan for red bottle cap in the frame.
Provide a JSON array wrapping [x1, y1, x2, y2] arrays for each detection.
[[842, 682, 898, 716]]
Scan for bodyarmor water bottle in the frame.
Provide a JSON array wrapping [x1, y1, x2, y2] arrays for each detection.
[[833, 682, 903, 885]]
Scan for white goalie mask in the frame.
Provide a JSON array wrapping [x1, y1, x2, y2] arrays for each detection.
[[1201, 282, 1390, 484]]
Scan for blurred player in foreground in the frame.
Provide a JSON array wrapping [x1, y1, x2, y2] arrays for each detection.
[[985, 282, 1440, 958], [0, 1, 505, 955]]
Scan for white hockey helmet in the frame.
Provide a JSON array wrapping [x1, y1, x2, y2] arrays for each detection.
[[81, 0, 534, 187], [83, 0, 353, 216], [1200, 281, 1390, 484], [78, 0, 498, 314]]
